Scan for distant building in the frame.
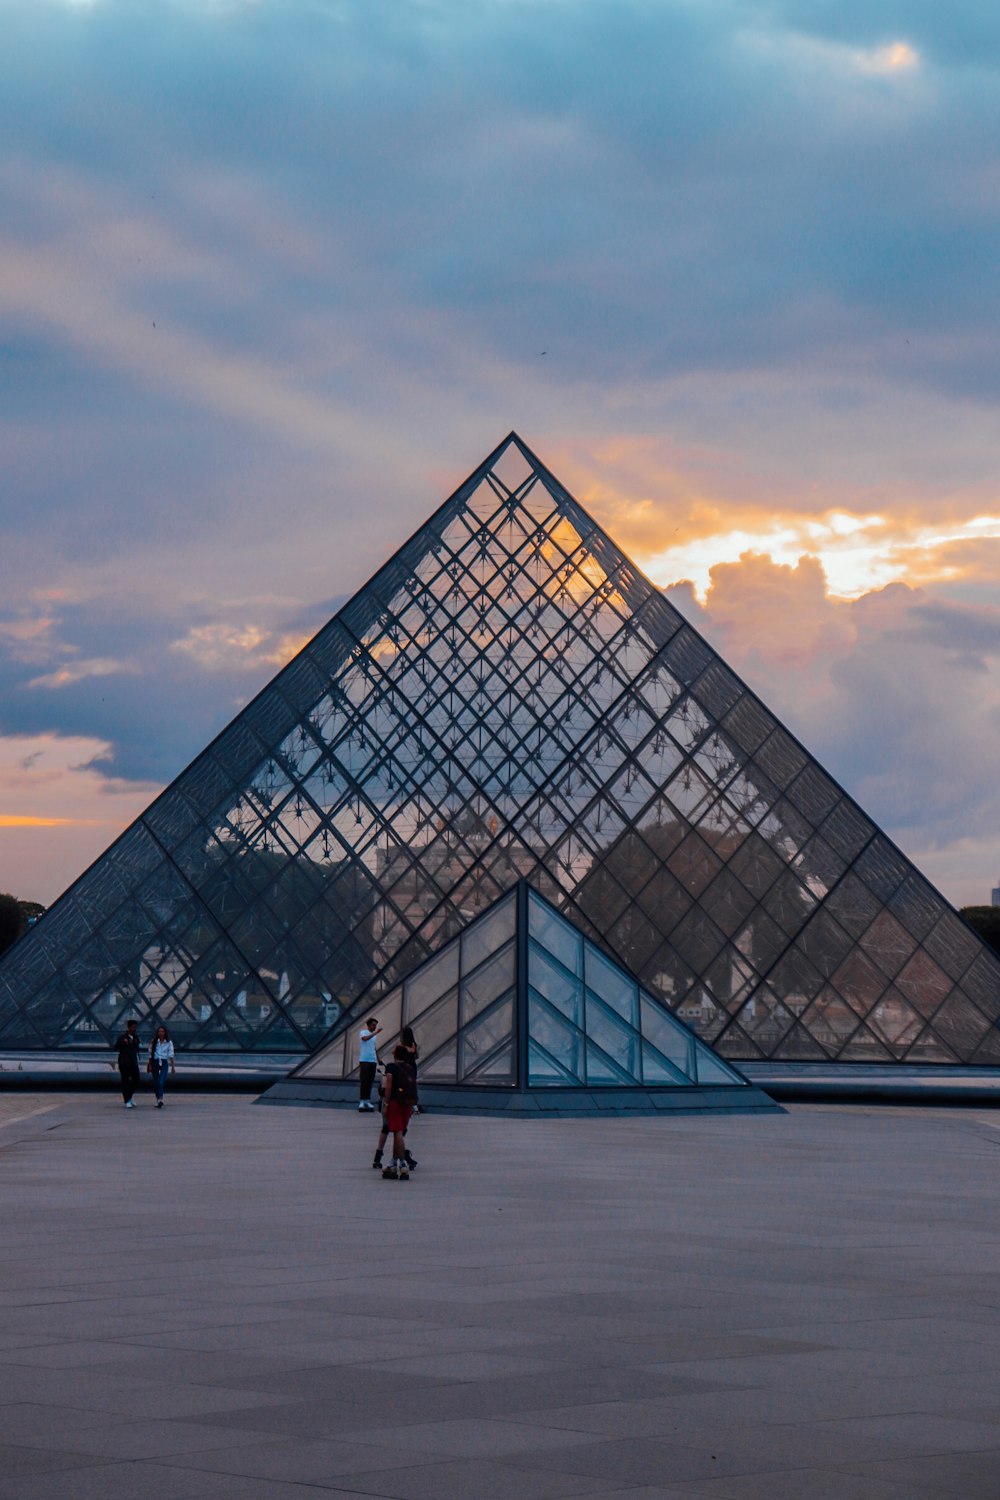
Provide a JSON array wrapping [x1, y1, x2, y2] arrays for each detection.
[[993, 884, 1000, 908]]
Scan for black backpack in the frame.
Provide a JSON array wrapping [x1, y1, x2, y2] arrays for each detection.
[[388, 1060, 417, 1104]]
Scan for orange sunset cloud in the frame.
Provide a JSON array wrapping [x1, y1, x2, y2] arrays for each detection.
[[0, 734, 159, 903], [546, 436, 1000, 603]]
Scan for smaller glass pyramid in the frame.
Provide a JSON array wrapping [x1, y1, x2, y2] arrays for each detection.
[[290, 881, 756, 1108]]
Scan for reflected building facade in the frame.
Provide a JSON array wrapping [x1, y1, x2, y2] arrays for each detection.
[[1, 433, 998, 1067]]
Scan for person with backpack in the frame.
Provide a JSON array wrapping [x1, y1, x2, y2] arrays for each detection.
[[372, 1073, 418, 1175], [377, 1043, 418, 1180]]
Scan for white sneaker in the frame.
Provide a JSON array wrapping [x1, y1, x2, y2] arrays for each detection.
[[358, 1102, 366, 1111], [125, 1101, 135, 1109]]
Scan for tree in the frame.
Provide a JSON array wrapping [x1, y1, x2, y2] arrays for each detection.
[[0, 895, 46, 958], [0, 894, 22, 958], [960, 906, 1000, 958]]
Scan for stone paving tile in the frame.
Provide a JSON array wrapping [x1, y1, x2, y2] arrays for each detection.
[[0, 1339, 168, 1370], [166, 1434, 439, 1482], [355, 1416, 611, 1461], [645, 1374, 1000, 1427], [2, 1096, 1000, 1499], [0, 1365, 293, 1420], [0, 1458, 357, 1500], [0, 1405, 284, 1462], [357, 1349, 563, 1380], [835, 1449, 1000, 1497], [492, 1396, 692, 1439], [653, 1413, 1000, 1468], [521, 1436, 787, 1485], [316, 1456, 630, 1499], [641, 1344, 953, 1387], [668, 1467, 956, 1498], [0, 1094, 58, 1123], [180, 1397, 421, 1442], [0, 1444, 107, 1479], [237, 1362, 724, 1414]]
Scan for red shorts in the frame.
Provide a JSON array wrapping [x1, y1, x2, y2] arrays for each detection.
[[385, 1100, 413, 1135]]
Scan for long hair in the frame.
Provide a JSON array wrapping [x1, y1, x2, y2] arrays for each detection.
[[150, 1024, 171, 1054], [400, 1025, 419, 1058]]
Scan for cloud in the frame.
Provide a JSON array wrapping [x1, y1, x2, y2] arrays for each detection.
[[754, 28, 923, 86], [671, 552, 1000, 907], [170, 622, 309, 670], [27, 657, 136, 690], [645, 511, 1000, 602], [857, 40, 920, 74], [1, 0, 999, 916], [0, 815, 87, 828], [0, 614, 61, 665], [0, 732, 159, 903]]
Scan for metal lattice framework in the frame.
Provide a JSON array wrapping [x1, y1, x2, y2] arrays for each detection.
[[1, 433, 999, 1064], [295, 882, 748, 1092]]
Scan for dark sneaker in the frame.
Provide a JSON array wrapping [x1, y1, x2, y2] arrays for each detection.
[[404, 1151, 418, 1170], [372, 1152, 383, 1169]]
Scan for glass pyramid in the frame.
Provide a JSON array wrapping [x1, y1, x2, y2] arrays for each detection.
[[1, 432, 998, 1068], [292, 882, 749, 1099]]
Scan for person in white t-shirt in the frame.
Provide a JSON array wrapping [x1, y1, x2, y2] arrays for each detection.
[[357, 1017, 381, 1111]]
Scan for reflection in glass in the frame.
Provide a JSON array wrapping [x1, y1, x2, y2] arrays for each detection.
[[1, 434, 997, 1073]]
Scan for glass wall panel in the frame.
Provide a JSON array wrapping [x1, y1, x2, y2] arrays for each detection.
[[461, 894, 517, 972], [585, 948, 638, 1026], [721, 695, 773, 754], [460, 996, 515, 1078], [858, 910, 918, 980], [923, 913, 982, 983], [528, 894, 582, 976], [639, 996, 695, 1079], [529, 996, 584, 1083], [585, 1041, 632, 1083], [693, 1041, 744, 1086], [825, 874, 881, 940], [529, 945, 583, 1024], [893, 949, 952, 1019], [460, 944, 515, 1024], [731, 986, 796, 1052], [404, 944, 460, 1020], [586, 1001, 640, 1081]]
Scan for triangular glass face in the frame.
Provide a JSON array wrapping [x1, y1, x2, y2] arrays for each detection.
[[2, 433, 999, 1069], [297, 884, 745, 1090], [524, 889, 745, 1088], [296, 889, 518, 1085]]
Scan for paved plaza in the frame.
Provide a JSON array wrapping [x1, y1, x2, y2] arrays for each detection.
[[1, 1092, 1000, 1497]]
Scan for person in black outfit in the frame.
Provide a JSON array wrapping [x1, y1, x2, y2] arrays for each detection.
[[373, 1027, 420, 1173], [112, 1019, 142, 1108], [400, 1025, 420, 1112], [379, 1045, 419, 1180]]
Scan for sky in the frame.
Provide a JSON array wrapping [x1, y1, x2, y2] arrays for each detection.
[[2, 0, 1000, 909]]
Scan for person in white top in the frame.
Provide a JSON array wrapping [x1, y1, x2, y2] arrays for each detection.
[[149, 1025, 176, 1109], [358, 1016, 381, 1111]]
